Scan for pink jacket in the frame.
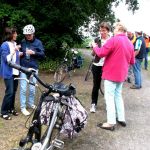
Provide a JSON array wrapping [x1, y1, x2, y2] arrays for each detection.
[[93, 33, 135, 82]]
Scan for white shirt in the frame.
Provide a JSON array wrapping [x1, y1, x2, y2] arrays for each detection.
[[7, 41, 19, 75], [93, 38, 109, 66]]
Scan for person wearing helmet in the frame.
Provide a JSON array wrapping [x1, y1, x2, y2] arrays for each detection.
[[20, 24, 45, 116]]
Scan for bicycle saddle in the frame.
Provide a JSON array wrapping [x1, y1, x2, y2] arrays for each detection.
[[52, 82, 76, 96]]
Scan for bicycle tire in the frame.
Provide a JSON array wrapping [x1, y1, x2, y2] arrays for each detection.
[[18, 117, 50, 150], [100, 79, 104, 96], [54, 64, 68, 83], [84, 70, 91, 81], [84, 61, 93, 81]]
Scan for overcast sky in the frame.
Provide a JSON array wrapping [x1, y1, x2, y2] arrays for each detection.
[[113, 0, 150, 35]]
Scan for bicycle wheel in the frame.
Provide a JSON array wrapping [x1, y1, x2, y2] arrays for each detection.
[[100, 79, 104, 96], [18, 118, 50, 150], [84, 69, 91, 81], [54, 64, 68, 83], [84, 61, 93, 81]]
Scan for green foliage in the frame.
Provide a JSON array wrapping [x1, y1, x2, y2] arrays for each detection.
[[0, 0, 139, 58], [39, 58, 59, 72], [81, 38, 93, 48]]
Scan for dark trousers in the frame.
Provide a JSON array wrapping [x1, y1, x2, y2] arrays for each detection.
[[91, 65, 102, 105], [1, 76, 18, 115]]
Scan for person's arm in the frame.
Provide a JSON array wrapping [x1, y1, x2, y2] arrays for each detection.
[[134, 39, 142, 56], [130, 47, 135, 65], [1, 42, 12, 63], [32, 40, 45, 59], [26, 40, 45, 59], [91, 37, 113, 58]]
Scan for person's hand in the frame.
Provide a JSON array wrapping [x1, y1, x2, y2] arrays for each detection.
[[26, 49, 35, 55], [28, 68, 36, 72], [19, 52, 23, 57], [91, 42, 97, 48], [16, 45, 21, 51], [91, 50, 96, 56]]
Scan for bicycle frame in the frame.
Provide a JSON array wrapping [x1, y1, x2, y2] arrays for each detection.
[[9, 61, 77, 150], [41, 95, 62, 150], [54, 48, 80, 83], [63, 48, 79, 71]]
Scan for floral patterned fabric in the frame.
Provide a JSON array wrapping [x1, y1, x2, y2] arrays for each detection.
[[40, 95, 88, 138]]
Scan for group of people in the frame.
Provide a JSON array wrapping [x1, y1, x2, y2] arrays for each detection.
[[0, 25, 45, 120], [0, 22, 147, 133], [89, 21, 147, 131], [127, 31, 149, 88]]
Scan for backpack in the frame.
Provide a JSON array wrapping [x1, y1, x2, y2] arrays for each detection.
[[40, 95, 88, 138]]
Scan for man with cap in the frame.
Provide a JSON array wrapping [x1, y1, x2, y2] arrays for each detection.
[[20, 24, 45, 116], [130, 31, 146, 89]]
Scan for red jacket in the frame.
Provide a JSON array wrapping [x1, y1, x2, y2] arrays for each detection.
[[93, 33, 135, 82]]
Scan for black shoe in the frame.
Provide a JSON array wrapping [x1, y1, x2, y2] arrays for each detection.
[[130, 85, 141, 89], [11, 110, 19, 116], [97, 123, 115, 131], [117, 120, 126, 127], [9, 110, 19, 116]]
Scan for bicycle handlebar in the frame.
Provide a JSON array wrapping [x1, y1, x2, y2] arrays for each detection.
[[14, 78, 38, 87], [8, 61, 34, 75], [8, 61, 76, 96]]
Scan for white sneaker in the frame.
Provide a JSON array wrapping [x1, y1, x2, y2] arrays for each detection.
[[90, 104, 96, 113], [21, 109, 30, 116]]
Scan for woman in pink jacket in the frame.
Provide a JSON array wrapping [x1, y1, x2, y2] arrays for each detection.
[[92, 22, 135, 131]]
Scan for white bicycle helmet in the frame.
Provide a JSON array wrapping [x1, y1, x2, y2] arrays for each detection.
[[23, 24, 35, 34]]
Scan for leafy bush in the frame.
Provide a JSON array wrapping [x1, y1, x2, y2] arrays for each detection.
[[39, 58, 59, 72]]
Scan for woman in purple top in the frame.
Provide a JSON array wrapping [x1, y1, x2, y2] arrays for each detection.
[[92, 22, 135, 130]]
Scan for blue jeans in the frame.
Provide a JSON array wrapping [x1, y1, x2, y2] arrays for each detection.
[[1, 76, 18, 115], [104, 80, 125, 124], [133, 58, 142, 88], [20, 71, 38, 110]]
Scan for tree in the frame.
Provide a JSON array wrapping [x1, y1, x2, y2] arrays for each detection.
[[0, 0, 139, 59]]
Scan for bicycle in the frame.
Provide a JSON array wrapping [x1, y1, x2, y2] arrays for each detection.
[[84, 58, 94, 82], [9, 62, 87, 150], [84, 59, 104, 96], [54, 48, 83, 83]]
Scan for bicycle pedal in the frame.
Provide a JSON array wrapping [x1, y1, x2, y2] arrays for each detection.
[[52, 139, 64, 149]]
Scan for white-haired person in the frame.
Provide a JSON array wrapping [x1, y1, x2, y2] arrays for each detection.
[[91, 22, 135, 131], [20, 24, 45, 116]]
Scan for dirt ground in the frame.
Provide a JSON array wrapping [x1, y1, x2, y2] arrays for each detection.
[[0, 50, 150, 150]]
